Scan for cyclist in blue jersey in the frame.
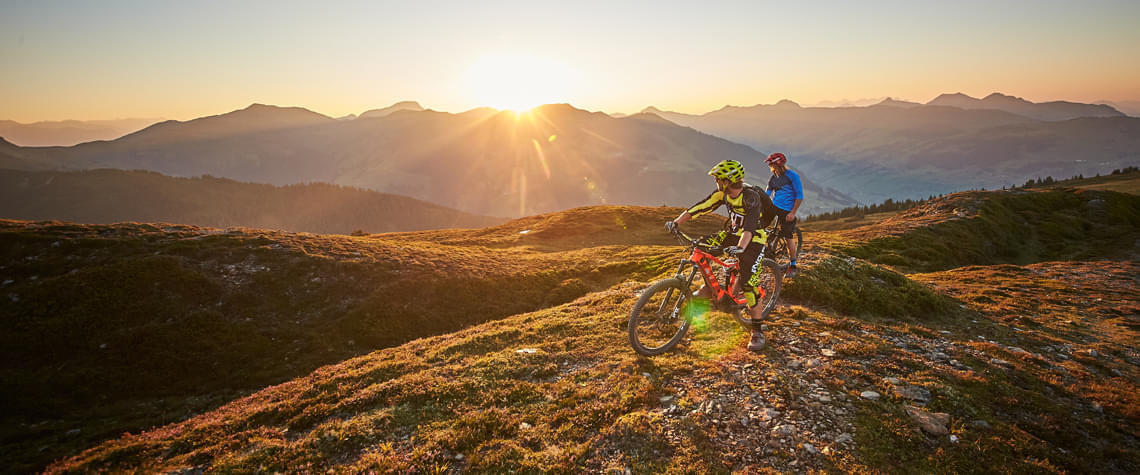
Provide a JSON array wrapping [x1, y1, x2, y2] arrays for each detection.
[[763, 153, 803, 278]]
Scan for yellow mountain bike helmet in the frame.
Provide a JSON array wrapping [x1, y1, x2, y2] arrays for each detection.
[[708, 159, 745, 182]]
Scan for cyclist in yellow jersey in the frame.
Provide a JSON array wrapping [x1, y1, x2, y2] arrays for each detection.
[[665, 159, 779, 351]]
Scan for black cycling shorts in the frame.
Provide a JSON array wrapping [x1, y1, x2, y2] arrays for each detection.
[[760, 207, 796, 239]]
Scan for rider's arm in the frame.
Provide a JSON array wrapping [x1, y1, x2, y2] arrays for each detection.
[[674, 210, 692, 225], [684, 190, 724, 220], [788, 170, 805, 220], [789, 198, 803, 221], [739, 190, 761, 248], [738, 230, 753, 250]]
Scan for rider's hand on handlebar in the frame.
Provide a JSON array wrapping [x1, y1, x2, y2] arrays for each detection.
[[724, 245, 745, 256], [665, 221, 678, 233]]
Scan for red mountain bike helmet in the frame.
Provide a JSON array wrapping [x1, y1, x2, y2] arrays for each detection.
[[766, 153, 787, 166]]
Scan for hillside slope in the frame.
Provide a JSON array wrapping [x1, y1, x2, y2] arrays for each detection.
[[38, 186, 1140, 473], [0, 168, 504, 234], [0, 207, 724, 473]]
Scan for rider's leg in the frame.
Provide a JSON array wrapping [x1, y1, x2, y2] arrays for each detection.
[[695, 231, 730, 298], [738, 238, 767, 351]]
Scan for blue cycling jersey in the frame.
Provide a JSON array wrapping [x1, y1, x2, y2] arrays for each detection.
[[767, 169, 804, 212]]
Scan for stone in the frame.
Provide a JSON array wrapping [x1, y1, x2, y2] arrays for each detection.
[[803, 443, 819, 454], [860, 390, 881, 401], [990, 358, 1014, 369], [892, 385, 932, 404], [519, 422, 533, 430], [773, 425, 796, 436], [968, 419, 991, 430], [905, 405, 950, 436], [835, 433, 854, 444], [884, 377, 901, 385], [821, 349, 836, 357]]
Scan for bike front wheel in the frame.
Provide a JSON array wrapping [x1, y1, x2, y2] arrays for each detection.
[[628, 278, 698, 356]]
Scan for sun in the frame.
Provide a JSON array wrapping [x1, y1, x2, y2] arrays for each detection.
[[464, 54, 580, 111]]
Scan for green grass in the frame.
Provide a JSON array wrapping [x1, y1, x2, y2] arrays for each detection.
[[837, 188, 1140, 273]]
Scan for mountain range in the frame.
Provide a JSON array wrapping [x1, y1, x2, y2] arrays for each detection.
[[0, 103, 859, 217], [642, 93, 1139, 203]]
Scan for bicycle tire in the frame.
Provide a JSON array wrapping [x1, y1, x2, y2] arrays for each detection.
[[732, 257, 784, 328], [769, 226, 803, 266], [628, 278, 696, 356]]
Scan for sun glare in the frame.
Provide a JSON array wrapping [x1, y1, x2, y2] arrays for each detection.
[[464, 54, 580, 111]]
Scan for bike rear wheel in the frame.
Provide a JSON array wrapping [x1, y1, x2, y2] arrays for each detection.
[[769, 226, 803, 267], [733, 258, 784, 328], [628, 278, 698, 356]]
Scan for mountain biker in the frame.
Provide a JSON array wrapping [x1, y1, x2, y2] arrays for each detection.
[[666, 159, 778, 351], [764, 153, 803, 278]]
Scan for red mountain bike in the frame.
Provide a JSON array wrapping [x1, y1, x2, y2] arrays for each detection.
[[628, 226, 782, 356]]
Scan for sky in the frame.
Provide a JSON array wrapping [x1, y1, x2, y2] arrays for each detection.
[[2, 0, 1139, 122]]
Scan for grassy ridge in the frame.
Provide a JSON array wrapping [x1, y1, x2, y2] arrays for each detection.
[[834, 188, 1140, 273], [0, 207, 724, 472], [12, 183, 1140, 472]]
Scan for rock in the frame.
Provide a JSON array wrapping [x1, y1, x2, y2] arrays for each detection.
[[892, 385, 932, 404], [932, 352, 950, 361], [519, 422, 533, 430], [968, 419, 991, 430], [1007, 346, 1029, 355], [773, 425, 796, 436], [803, 443, 819, 454], [860, 390, 881, 401], [659, 395, 674, 403], [884, 377, 901, 385], [905, 405, 950, 436], [835, 433, 854, 444], [990, 358, 1014, 369], [1087, 349, 1099, 357], [818, 395, 831, 403], [740, 417, 750, 426], [949, 434, 960, 443], [821, 349, 835, 357]]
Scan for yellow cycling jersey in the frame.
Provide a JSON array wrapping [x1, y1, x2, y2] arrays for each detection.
[[687, 184, 771, 235]]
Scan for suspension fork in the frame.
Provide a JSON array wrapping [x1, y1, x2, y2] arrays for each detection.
[[659, 260, 699, 313]]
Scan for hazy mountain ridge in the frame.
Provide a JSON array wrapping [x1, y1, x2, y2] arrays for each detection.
[[0, 168, 504, 234], [358, 101, 425, 119], [0, 118, 162, 147], [927, 92, 1124, 121], [4, 103, 859, 217], [642, 95, 1140, 203]]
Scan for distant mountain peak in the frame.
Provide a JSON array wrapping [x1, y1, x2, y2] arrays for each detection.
[[359, 101, 425, 119], [875, 97, 921, 108], [774, 99, 801, 108], [928, 92, 980, 106]]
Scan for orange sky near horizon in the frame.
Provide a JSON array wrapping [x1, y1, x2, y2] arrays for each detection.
[[2, 0, 1139, 122]]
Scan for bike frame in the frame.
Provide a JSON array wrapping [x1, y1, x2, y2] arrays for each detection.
[[675, 247, 751, 306]]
